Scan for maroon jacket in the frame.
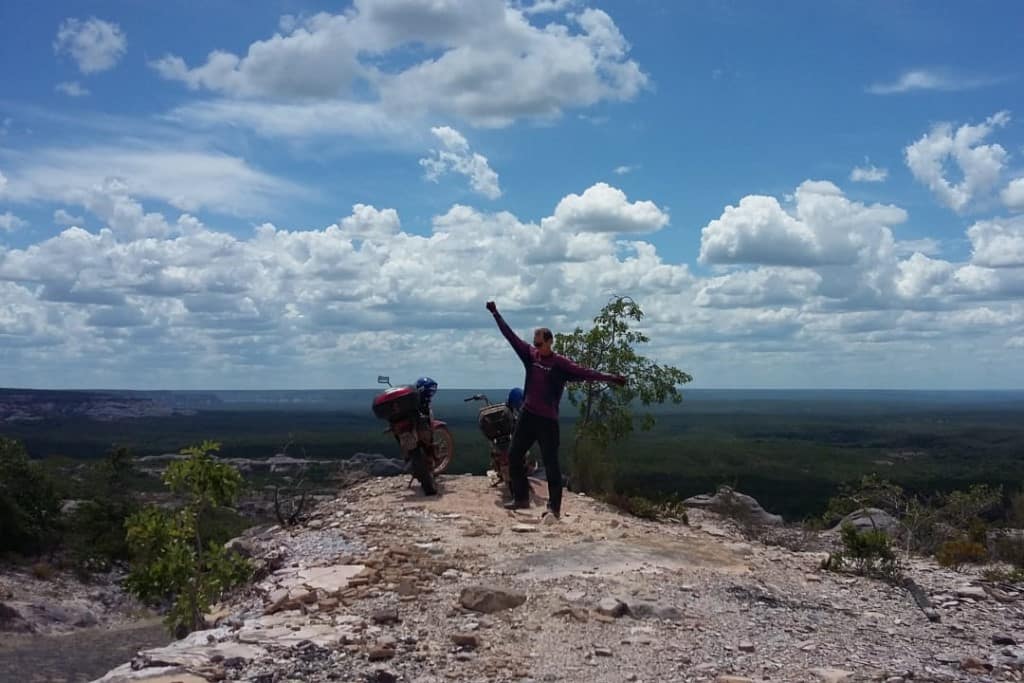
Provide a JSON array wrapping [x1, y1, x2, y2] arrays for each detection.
[[493, 312, 619, 420]]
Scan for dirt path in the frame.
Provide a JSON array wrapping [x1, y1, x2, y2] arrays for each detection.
[[0, 619, 169, 683]]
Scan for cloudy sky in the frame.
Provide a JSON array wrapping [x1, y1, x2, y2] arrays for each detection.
[[1, 1, 1023, 390]]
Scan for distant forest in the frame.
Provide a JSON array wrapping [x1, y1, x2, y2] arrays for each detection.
[[3, 388, 1023, 519]]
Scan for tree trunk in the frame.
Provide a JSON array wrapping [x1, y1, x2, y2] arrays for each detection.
[[191, 507, 204, 632]]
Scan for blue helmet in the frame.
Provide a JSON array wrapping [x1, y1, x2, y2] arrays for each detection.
[[415, 376, 438, 399], [506, 387, 524, 410]]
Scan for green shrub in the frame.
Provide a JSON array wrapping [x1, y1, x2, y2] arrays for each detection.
[[823, 523, 901, 582], [936, 539, 988, 571], [822, 476, 1002, 557], [967, 518, 989, 545], [992, 533, 1024, 569], [63, 447, 141, 571], [981, 566, 1024, 583], [125, 441, 251, 635], [0, 438, 61, 556], [600, 491, 688, 523], [1009, 491, 1024, 529], [30, 561, 55, 580]]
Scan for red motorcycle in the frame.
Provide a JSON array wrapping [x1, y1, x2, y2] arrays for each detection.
[[465, 393, 536, 495], [372, 376, 453, 495]]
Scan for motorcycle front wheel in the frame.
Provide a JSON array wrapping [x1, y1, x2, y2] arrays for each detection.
[[410, 446, 438, 496]]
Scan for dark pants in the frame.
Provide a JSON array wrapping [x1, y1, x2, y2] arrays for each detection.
[[508, 410, 561, 513]]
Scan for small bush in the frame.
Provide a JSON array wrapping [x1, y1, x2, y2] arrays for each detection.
[[967, 519, 988, 545], [981, 566, 1024, 584], [30, 561, 55, 581], [601, 492, 688, 524], [1009, 491, 1024, 529], [823, 523, 901, 582], [992, 533, 1024, 569], [936, 539, 988, 571]]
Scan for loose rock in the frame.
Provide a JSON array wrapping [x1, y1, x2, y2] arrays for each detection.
[[596, 597, 628, 618], [371, 608, 400, 625], [810, 668, 853, 683], [459, 586, 526, 614], [451, 633, 480, 649]]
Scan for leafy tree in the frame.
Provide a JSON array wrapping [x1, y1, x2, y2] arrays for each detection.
[[0, 437, 61, 556], [556, 296, 692, 494], [65, 447, 140, 570], [125, 441, 251, 635]]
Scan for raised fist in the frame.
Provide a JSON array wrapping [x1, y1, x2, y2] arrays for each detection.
[[486, 301, 497, 314]]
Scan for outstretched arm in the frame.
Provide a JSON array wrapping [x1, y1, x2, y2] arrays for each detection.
[[486, 302, 531, 364], [558, 357, 627, 386]]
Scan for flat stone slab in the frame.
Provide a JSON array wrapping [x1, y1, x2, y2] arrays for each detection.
[[294, 564, 366, 593], [267, 564, 367, 596], [95, 667, 209, 683], [138, 641, 264, 670], [237, 614, 350, 647], [511, 537, 749, 580]]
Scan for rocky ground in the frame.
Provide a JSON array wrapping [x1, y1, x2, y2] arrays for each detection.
[[91, 474, 1023, 683], [0, 564, 145, 635], [0, 562, 171, 682]]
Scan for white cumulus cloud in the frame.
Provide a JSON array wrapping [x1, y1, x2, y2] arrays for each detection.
[[338, 204, 402, 240], [967, 215, 1024, 268], [154, 2, 647, 135], [1, 178, 1024, 388], [1003, 178, 1024, 212], [54, 17, 127, 74], [894, 252, 955, 299], [542, 182, 668, 234], [850, 163, 888, 183], [700, 180, 906, 267], [55, 81, 90, 97], [419, 126, 502, 199], [53, 209, 84, 227], [151, 13, 359, 98], [695, 267, 821, 308], [0, 212, 27, 232], [905, 111, 1011, 212], [517, 0, 576, 14]]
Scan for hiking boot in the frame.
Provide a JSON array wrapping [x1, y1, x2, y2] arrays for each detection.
[[542, 505, 561, 523], [504, 500, 530, 511], [541, 510, 560, 525]]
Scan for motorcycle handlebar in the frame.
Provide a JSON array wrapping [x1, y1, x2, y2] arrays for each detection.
[[464, 394, 490, 404]]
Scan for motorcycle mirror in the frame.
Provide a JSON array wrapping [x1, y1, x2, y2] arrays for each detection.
[[377, 375, 392, 387]]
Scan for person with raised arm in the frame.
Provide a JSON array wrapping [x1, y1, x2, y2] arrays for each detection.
[[486, 301, 626, 521]]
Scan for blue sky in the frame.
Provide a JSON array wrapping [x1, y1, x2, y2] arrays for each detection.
[[1, 1, 1023, 390]]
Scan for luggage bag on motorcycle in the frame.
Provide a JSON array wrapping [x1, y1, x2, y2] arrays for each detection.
[[478, 404, 514, 440], [372, 386, 420, 422]]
